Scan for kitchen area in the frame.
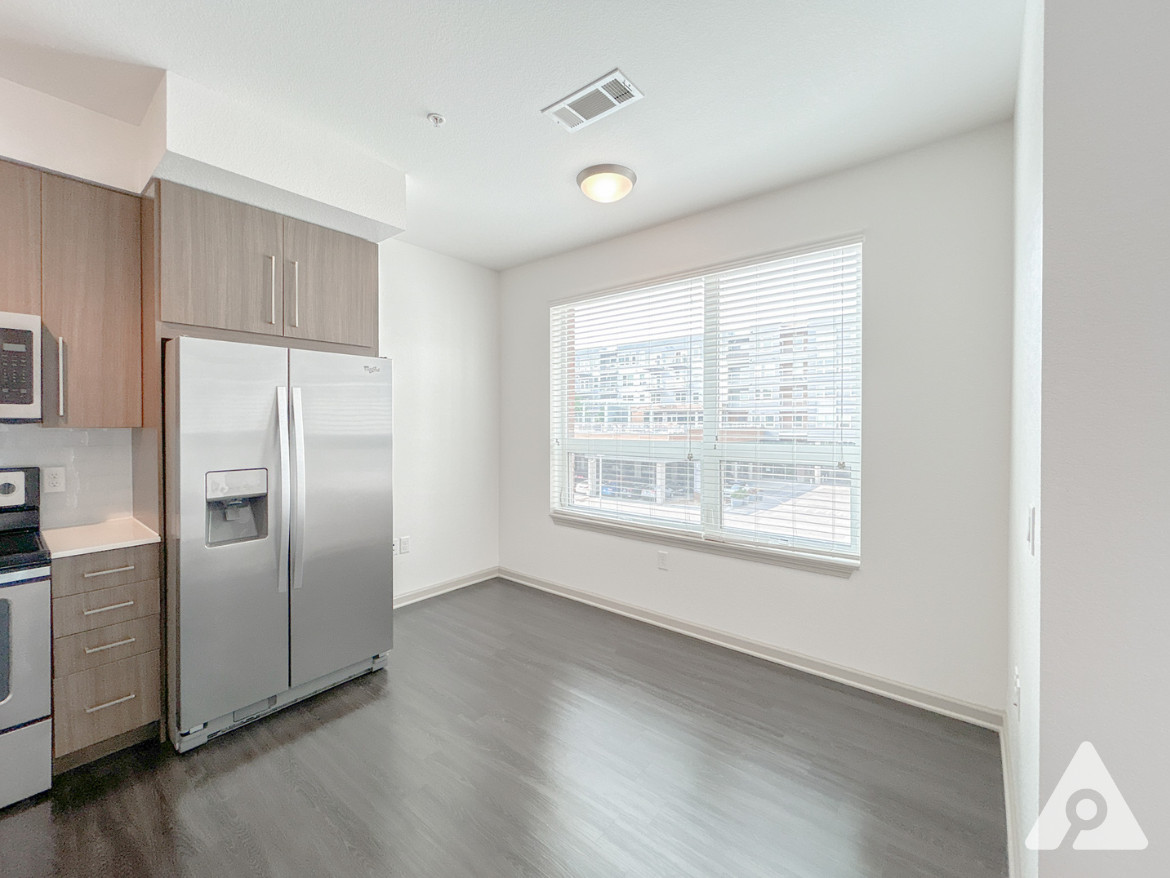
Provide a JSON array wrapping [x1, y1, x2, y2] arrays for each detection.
[[0, 158, 394, 810]]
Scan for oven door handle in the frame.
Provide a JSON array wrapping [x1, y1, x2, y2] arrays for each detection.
[[0, 566, 50, 587]]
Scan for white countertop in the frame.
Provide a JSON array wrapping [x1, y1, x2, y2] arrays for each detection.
[[42, 517, 161, 558]]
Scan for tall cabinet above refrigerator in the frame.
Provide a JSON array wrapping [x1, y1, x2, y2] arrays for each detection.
[[165, 337, 393, 751]]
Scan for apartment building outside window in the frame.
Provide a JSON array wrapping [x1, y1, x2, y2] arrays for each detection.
[[550, 241, 862, 569]]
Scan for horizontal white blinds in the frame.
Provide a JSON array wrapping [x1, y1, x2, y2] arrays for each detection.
[[552, 277, 703, 442], [551, 241, 861, 562], [551, 278, 705, 529], [712, 244, 861, 555]]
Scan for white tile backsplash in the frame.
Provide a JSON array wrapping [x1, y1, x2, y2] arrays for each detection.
[[0, 425, 133, 528]]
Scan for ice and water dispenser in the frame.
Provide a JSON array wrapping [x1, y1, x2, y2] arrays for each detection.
[[205, 469, 269, 546]]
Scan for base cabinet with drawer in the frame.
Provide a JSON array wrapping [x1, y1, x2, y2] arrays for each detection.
[[50, 543, 161, 767]]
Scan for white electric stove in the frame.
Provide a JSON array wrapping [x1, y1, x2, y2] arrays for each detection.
[[0, 467, 52, 810]]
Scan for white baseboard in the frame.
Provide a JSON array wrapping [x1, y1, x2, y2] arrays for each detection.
[[498, 566, 1005, 731], [394, 566, 501, 608]]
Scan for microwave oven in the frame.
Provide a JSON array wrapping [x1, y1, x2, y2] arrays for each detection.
[[0, 311, 41, 423]]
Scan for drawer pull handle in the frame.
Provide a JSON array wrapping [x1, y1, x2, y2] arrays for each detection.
[[83, 599, 135, 616], [85, 693, 136, 714], [84, 636, 137, 655], [83, 565, 136, 579]]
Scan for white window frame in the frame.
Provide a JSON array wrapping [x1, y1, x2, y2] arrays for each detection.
[[550, 240, 861, 575]]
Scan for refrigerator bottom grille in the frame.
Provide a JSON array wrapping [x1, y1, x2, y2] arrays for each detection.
[[233, 695, 278, 724], [175, 654, 387, 753]]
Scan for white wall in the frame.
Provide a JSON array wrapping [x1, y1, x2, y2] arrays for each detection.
[[157, 73, 406, 241], [0, 70, 406, 241], [379, 240, 500, 599], [1038, 3, 1170, 875], [0, 75, 159, 193], [1008, 1, 1043, 874], [0, 426, 133, 529], [500, 123, 1013, 712]]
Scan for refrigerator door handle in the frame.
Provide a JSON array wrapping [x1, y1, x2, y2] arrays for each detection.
[[290, 387, 308, 591], [276, 386, 291, 594]]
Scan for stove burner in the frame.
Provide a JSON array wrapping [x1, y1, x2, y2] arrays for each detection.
[[0, 529, 49, 572], [0, 467, 47, 572]]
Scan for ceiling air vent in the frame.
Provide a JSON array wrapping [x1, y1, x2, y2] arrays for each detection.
[[542, 69, 643, 131]]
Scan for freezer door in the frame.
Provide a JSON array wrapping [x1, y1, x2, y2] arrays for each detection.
[[288, 349, 392, 687], [167, 337, 291, 730]]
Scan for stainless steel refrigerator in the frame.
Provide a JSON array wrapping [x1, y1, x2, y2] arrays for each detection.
[[164, 336, 392, 752]]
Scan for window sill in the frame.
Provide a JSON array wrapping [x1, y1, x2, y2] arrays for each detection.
[[549, 511, 859, 578]]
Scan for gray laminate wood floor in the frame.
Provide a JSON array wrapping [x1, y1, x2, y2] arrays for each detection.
[[0, 578, 1008, 878]]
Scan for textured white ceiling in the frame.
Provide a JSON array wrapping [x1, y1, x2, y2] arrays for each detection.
[[0, 1, 1023, 270]]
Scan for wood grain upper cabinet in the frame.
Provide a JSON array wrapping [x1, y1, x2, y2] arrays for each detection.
[[0, 160, 41, 315], [158, 181, 284, 336], [41, 174, 142, 428], [282, 218, 378, 348]]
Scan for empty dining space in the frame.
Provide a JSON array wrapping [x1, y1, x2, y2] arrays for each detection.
[[0, 580, 1007, 877]]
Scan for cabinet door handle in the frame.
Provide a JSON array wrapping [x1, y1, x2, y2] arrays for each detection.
[[57, 337, 65, 418], [83, 564, 136, 579], [83, 599, 135, 616], [85, 693, 136, 714], [292, 260, 300, 327], [268, 255, 277, 325], [84, 636, 136, 655]]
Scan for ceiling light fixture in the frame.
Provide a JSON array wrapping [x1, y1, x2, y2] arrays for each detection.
[[576, 164, 636, 203]]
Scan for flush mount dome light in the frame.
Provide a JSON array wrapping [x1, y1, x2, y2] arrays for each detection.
[[577, 164, 636, 203]]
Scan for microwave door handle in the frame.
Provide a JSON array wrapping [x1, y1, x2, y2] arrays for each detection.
[[290, 387, 307, 591], [276, 386, 291, 594]]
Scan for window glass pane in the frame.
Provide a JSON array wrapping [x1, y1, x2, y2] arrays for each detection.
[[556, 279, 703, 443], [719, 460, 854, 548], [712, 244, 861, 556], [568, 454, 701, 527], [716, 247, 861, 450], [551, 241, 861, 562]]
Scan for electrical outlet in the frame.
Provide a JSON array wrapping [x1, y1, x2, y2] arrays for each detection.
[[657, 550, 668, 571], [43, 466, 65, 494], [400, 536, 411, 554]]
